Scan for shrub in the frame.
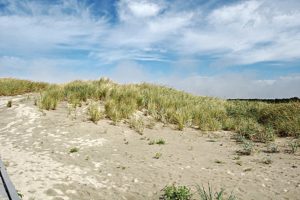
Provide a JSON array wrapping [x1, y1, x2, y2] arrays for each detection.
[[161, 184, 192, 200]]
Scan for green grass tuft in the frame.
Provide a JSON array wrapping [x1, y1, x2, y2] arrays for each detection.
[[196, 184, 236, 200], [6, 100, 12, 107], [69, 147, 79, 153]]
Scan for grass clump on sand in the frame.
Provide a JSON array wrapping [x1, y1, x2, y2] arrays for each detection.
[[288, 139, 299, 154], [148, 139, 166, 145], [88, 103, 103, 123], [0, 78, 48, 96], [39, 86, 63, 110], [6, 100, 12, 107], [69, 147, 79, 153], [196, 184, 236, 200], [4, 78, 300, 142]]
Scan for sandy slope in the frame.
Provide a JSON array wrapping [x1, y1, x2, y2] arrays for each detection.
[[0, 95, 299, 200]]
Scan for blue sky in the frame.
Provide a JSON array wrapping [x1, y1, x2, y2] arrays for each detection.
[[0, 0, 300, 98]]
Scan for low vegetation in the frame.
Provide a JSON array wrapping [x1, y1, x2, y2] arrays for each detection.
[[161, 184, 192, 200], [6, 100, 12, 107], [149, 139, 166, 145], [0, 78, 48, 96], [160, 184, 236, 200], [69, 147, 79, 153], [196, 184, 236, 200], [288, 139, 299, 154], [2, 78, 300, 142]]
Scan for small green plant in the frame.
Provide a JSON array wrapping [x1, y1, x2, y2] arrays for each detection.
[[6, 100, 12, 107], [153, 152, 162, 159], [156, 139, 166, 145], [17, 191, 24, 199], [148, 139, 166, 145], [288, 140, 299, 154], [69, 147, 79, 153], [196, 184, 236, 200], [88, 103, 103, 123], [160, 184, 192, 200]]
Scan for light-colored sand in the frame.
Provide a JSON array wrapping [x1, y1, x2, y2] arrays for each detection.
[[0, 95, 299, 200]]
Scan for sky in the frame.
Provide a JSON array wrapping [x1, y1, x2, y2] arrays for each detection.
[[0, 0, 300, 98]]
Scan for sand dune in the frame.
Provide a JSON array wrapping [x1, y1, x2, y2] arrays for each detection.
[[0, 95, 299, 200]]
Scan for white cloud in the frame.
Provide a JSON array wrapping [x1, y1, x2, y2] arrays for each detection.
[[128, 1, 161, 18], [117, 0, 163, 21]]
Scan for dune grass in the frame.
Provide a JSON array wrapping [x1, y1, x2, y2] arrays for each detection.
[[87, 103, 103, 123], [0, 78, 48, 96], [2, 77, 299, 142]]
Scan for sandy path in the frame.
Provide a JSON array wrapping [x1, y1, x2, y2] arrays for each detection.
[[0, 95, 299, 200]]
